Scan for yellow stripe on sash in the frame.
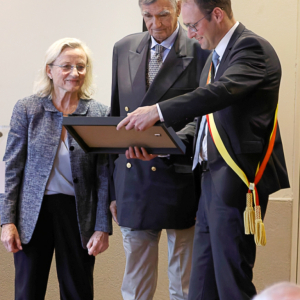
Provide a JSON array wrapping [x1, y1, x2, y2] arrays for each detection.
[[206, 103, 278, 246]]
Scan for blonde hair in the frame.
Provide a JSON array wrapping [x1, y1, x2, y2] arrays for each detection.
[[33, 37, 95, 99]]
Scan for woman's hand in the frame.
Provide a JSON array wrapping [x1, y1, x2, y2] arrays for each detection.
[[1, 223, 23, 253], [87, 231, 109, 256]]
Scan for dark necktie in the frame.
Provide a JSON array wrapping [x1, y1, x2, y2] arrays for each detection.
[[147, 44, 165, 88]]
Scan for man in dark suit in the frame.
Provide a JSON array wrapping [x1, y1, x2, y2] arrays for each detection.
[[109, 0, 209, 299], [117, 0, 290, 299]]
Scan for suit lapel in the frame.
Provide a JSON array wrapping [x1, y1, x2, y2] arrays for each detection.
[[209, 24, 246, 154], [141, 26, 193, 107], [129, 33, 150, 108], [215, 23, 245, 80], [208, 24, 246, 167]]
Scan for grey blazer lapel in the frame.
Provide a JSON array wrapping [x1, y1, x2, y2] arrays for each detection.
[[129, 33, 150, 105], [141, 26, 194, 107]]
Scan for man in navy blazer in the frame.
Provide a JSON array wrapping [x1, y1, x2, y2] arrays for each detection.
[[109, 0, 209, 299], [117, 0, 290, 299]]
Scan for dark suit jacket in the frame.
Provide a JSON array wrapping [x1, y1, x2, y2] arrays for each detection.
[[110, 26, 210, 229], [160, 23, 289, 214]]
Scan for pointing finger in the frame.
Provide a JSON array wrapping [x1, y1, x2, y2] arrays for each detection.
[[117, 116, 131, 130]]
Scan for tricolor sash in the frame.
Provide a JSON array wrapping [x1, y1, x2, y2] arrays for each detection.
[[205, 62, 278, 246]]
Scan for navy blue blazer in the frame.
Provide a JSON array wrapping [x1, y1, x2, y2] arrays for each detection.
[[110, 26, 210, 229]]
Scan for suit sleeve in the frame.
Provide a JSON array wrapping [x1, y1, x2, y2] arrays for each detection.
[[108, 45, 120, 201], [176, 120, 197, 158], [159, 37, 267, 128], [0, 100, 28, 225], [94, 153, 112, 234]]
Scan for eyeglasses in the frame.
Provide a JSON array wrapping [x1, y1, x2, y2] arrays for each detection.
[[49, 64, 88, 74], [184, 11, 213, 33]]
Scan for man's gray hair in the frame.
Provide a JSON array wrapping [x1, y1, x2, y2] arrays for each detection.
[[253, 282, 300, 300], [139, 0, 179, 10]]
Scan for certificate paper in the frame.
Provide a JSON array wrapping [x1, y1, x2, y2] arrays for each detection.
[[0, 161, 5, 193], [63, 117, 186, 154]]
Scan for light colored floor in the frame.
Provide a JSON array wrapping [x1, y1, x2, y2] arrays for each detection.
[[0, 199, 292, 299]]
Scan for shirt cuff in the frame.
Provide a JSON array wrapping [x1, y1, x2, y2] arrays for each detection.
[[156, 103, 164, 122]]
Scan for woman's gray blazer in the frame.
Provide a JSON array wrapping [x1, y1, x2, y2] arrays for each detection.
[[0, 95, 112, 248]]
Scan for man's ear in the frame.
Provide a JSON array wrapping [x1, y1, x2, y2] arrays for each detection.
[[212, 7, 224, 23], [176, 0, 182, 17]]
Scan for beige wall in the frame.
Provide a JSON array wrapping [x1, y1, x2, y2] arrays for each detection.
[[0, 0, 299, 299], [0, 0, 142, 124]]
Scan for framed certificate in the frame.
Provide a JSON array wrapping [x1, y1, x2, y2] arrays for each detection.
[[63, 117, 186, 154]]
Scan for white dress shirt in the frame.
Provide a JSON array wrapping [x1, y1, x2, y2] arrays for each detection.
[[149, 23, 179, 63]]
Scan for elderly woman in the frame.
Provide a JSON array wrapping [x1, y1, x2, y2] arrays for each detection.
[[0, 38, 111, 300]]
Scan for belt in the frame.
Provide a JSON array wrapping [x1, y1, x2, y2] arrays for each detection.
[[200, 161, 209, 172]]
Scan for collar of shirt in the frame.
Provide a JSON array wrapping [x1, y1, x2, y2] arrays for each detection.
[[214, 21, 239, 64], [150, 23, 179, 61]]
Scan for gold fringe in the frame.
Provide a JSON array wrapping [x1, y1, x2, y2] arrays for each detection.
[[243, 193, 255, 235], [254, 206, 267, 246]]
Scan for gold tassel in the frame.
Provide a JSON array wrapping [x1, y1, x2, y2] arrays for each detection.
[[243, 193, 255, 235], [254, 206, 267, 246]]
